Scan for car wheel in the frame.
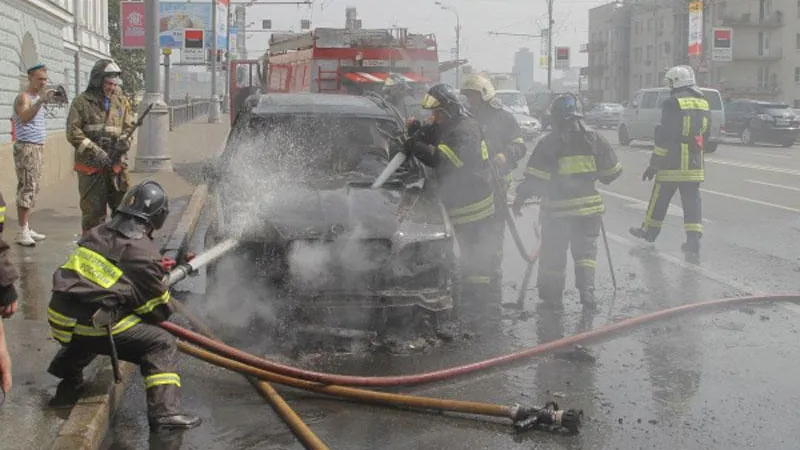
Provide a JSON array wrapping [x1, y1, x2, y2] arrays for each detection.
[[618, 125, 631, 146], [740, 128, 755, 145], [704, 142, 718, 153], [781, 139, 795, 148]]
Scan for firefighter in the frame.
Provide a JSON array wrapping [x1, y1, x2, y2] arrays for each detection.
[[46, 180, 201, 431], [404, 83, 502, 306], [459, 73, 527, 187], [512, 94, 622, 309], [66, 59, 135, 234], [383, 73, 416, 120], [0, 190, 20, 394], [628, 65, 710, 254]]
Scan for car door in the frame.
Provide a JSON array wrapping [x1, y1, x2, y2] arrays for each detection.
[[724, 101, 744, 134], [623, 91, 643, 136], [632, 91, 659, 139]]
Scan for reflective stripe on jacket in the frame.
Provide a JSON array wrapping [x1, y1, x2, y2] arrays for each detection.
[[651, 89, 710, 183]]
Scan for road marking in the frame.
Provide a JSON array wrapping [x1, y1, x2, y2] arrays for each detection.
[[705, 158, 800, 176], [700, 188, 800, 213], [753, 152, 792, 159], [745, 179, 800, 193], [598, 188, 712, 223]]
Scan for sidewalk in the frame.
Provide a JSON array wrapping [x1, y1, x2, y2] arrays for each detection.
[[0, 118, 230, 450]]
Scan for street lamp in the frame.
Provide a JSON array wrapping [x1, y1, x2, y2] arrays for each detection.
[[435, 1, 461, 88]]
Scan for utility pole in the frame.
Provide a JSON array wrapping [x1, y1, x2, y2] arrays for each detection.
[[455, 17, 461, 88], [209, 0, 221, 123], [223, 7, 232, 114], [135, 0, 172, 172], [547, 0, 554, 91]]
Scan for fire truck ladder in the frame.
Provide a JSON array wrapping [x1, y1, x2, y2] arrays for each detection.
[[318, 61, 342, 93]]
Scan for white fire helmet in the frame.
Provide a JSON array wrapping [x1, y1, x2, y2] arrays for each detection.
[[663, 65, 696, 89]]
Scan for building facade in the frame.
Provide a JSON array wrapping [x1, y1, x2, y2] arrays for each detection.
[[586, 0, 800, 106], [0, 0, 112, 196], [512, 47, 535, 93]]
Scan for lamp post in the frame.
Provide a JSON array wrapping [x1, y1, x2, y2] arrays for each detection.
[[546, 0, 554, 91], [435, 1, 460, 88]]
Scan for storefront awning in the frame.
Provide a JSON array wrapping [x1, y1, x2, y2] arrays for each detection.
[[342, 72, 429, 84]]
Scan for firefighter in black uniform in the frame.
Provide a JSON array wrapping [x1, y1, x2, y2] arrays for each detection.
[[46, 180, 201, 431], [628, 65, 710, 254], [383, 73, 417, 121], [512, 94, 622, 309], [404, 83, 501, 306]]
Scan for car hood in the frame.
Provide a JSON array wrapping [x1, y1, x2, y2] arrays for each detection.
[[219, 181, 447, 242]]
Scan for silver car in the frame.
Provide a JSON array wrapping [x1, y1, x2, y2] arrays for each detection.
[[584, 103, 623, 129]]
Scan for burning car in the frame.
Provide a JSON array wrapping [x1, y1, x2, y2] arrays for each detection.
[[203, 93, 459, 329]]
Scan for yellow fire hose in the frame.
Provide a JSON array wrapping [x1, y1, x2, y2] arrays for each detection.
[[170, 300, 331, 450]]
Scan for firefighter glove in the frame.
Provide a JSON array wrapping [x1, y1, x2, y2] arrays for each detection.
[[94, 149, 114, 170], [642, 166, 658, 181]]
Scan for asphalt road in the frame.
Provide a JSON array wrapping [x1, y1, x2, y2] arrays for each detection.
[[107, 134, 800, 450]]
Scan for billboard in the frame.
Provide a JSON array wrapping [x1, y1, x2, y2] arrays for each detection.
[[120, 1, 146, 49], [159, 1, 228, 49], [688, 1, 703, 57], [554, 46, 570, 70], [711, 27, 732, 62], [182, 29, 205, 64]]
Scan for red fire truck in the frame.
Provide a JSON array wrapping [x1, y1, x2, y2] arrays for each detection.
[[227, 25, 442, 123]]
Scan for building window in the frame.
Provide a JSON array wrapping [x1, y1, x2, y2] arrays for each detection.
[[795, 67, 800, 84]]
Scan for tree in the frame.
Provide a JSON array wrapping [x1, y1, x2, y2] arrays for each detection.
[[108, 0, 146, 106]]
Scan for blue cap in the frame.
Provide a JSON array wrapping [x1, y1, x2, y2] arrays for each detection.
[[27, 63, 46, 74]]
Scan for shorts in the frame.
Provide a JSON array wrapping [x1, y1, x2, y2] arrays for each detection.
[[13, 142, 44, 209]]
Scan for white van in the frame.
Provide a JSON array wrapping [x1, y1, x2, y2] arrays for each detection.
[[617, 87, 724, 153]]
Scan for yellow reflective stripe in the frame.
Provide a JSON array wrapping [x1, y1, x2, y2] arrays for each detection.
[[646, 183, 661, 224], [512, 137, 525, 144], [558, 155, 597, 175], [50, 328, 73, 344], [144, 372, 181, 389], [48, 308, 77, 328], [61, 247, 123, 289], [575, 259, 597, 268], [437, 144, 464, 168], [653, 146, 668, 156], [525, 166, 551, 180], [73, 314, 142, 336], [681, 143, 689, 171], [702, 117, 708, 134], [656, 169, 704, 182], [448, 195, 493, 217], [599, 162, 622, 177], [448, 195, 495, 225], [134, 291, 171, 316], [465, 276, 492, 284], [684, 223, 703, 233], [544, 195, 603, 209], [677, 97, 709, 111], [0, 205, 5, 224], [682, 116, 691, 137], [547, 204, 605, 217], [481, 141, 489, 160], [644, 217, 663, 228]]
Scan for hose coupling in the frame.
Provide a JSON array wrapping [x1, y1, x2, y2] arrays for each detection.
[[512, 401, 583, 434]]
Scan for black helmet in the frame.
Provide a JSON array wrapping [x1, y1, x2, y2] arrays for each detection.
[[548, 93, 583, 123], [383, 73, 411, 96], [115, 180, 170, 230], [420, 83, 465, 117]]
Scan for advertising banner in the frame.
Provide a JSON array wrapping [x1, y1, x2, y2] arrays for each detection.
[[688, 1, 703, 57], [554, 46, 570, 70], [120, 1, 146, 49], [711, 27, 732, 62], [182, 29, 205, 64], [159, 2, 228, 50]]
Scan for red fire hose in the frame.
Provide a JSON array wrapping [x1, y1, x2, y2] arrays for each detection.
[[160, 294, 800, 388]]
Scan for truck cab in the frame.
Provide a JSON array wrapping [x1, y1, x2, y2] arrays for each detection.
[[229, 59, 266, 124]]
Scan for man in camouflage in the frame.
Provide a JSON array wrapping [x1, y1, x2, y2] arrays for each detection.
[[66, 59, 135, 234]]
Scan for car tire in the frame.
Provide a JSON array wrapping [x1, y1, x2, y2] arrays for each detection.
[[704, 142, 718, 153], [618, 125, 631, 146], [781, 139, 795, 148], [740, 127, 755, 145]]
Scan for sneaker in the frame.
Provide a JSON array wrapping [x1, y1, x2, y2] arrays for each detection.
[[29, 228, 46, 241], [15, 229, 36, 247]]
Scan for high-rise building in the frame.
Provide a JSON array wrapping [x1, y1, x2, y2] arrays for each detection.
[[513, 48, 535, 93]]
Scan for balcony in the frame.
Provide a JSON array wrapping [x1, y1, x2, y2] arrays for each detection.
[[732, 48, 783, 61], [721, 11, 784, 28]]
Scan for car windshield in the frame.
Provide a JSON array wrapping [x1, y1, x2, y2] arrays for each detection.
[[228, 114, 405, 183], [497, 92, 527, 107], [601, 103, 623, 111]]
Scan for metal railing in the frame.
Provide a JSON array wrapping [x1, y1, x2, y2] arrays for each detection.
[[168, 100, 215, 130]]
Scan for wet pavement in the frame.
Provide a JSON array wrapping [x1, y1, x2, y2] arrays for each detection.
[[108, 135, 800, 449]]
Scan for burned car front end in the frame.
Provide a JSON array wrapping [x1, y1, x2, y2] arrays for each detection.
[[204, 94, 458, 325]]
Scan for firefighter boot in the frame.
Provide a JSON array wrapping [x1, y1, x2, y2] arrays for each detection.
[[537, 279, 565, 310], [579, 289, 598, 311], [150, 414, 202, 431], [148, 384, 202, 431], [628, 226, 657, 243], [681, 232, 701, 254], [48, 377, 86, 408]]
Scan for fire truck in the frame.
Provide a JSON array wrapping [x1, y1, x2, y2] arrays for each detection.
[[227, 18, 445, 123]]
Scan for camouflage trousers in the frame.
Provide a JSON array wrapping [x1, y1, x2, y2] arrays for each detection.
[[78, 170, 130, 232], [13, 142, 44, 209]]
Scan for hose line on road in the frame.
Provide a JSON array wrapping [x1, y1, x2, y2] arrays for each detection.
[[162, 294, 800, 388], [169, 300, 330, 450]]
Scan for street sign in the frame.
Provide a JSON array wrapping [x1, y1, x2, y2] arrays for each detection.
[[183, 28, 206, 64], [555, 46, 570, 70], [712, 27, 732, 62]]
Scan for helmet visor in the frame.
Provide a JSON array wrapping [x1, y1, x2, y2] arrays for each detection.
[[420, 93, 441, 109]]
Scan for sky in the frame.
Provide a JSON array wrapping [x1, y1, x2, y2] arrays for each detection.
[[239, 0, 612, 81]]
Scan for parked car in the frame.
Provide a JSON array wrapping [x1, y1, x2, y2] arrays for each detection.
[[584, 102, 624, 129], [496, 89, 530, 116], [723, 99, 799, 147], [511, 111, 541, 141], [618, 87, 724, 153], [203, 93, 459, 330]]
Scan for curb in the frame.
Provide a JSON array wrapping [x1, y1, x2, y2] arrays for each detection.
[[49, 183, 211, 450]]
